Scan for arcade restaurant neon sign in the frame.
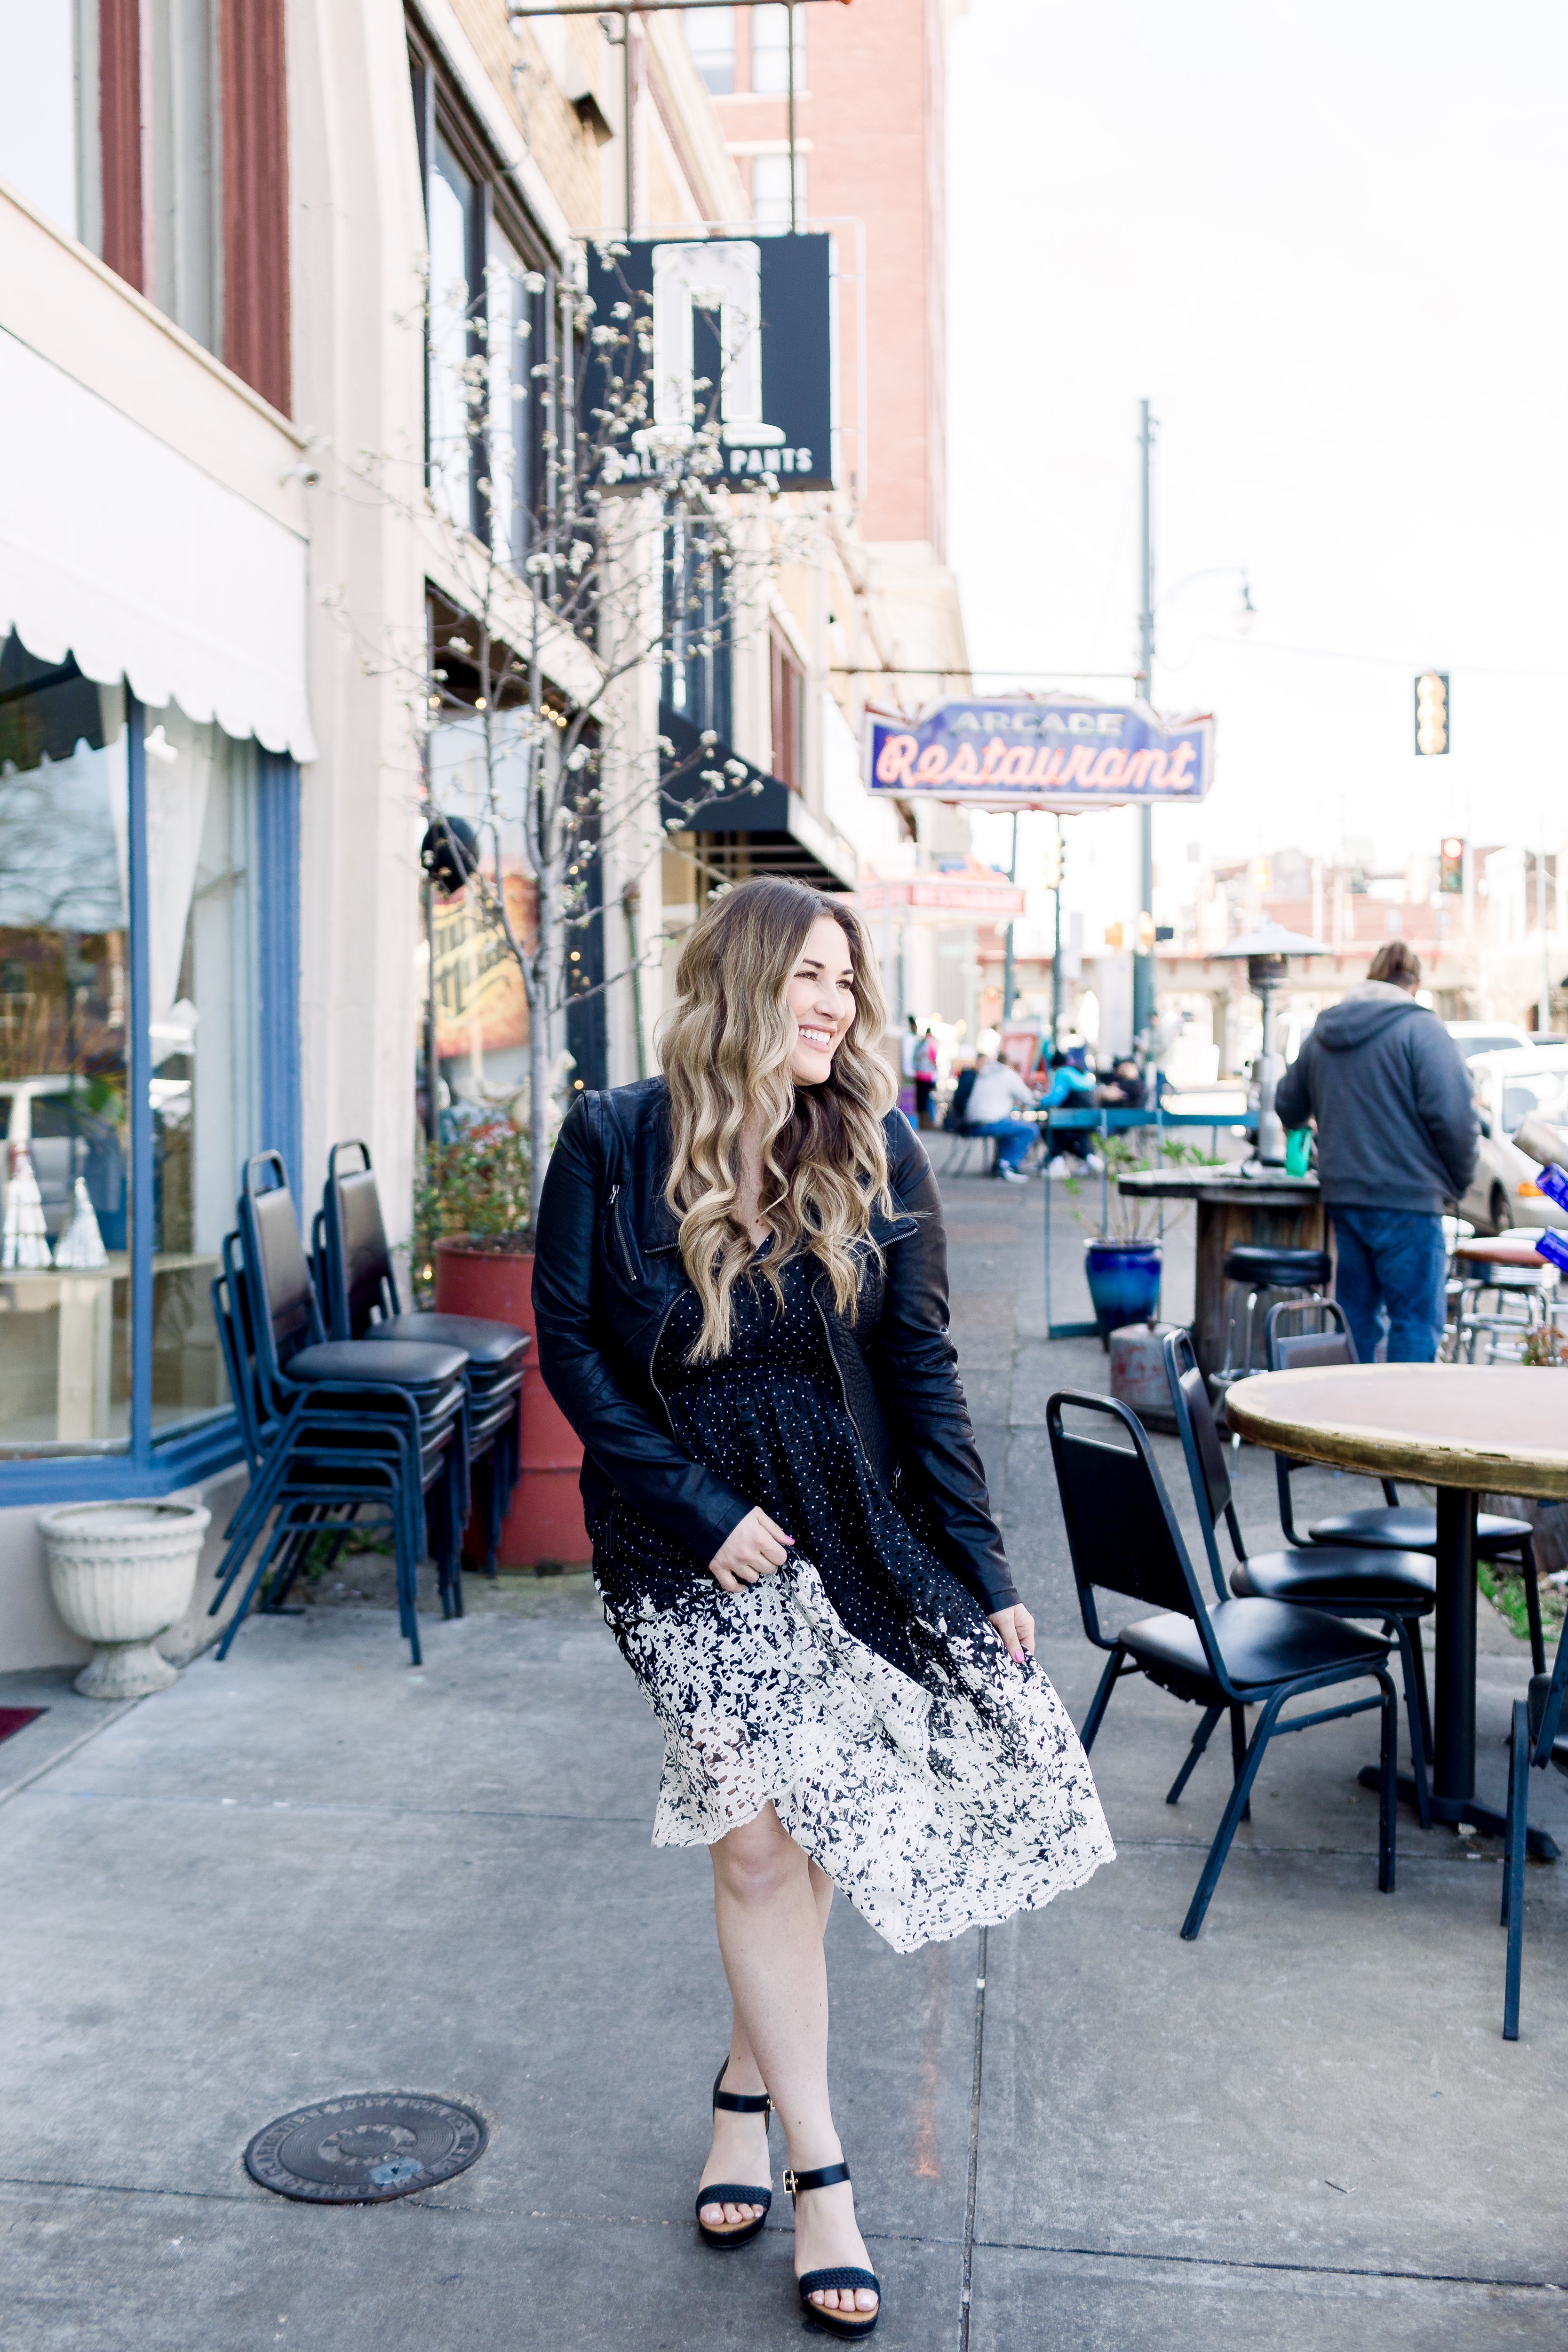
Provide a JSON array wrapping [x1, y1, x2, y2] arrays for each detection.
[[866, 698, 1215, 809]]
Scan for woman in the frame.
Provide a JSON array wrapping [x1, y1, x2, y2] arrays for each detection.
[[533, 877, 1112, 2337]]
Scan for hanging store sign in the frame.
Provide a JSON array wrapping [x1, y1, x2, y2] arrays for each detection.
[[585, 234, 835, 491], [865, 698, 1215, 808]]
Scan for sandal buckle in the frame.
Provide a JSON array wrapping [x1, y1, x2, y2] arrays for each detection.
[[783, 2167, 798, 2194]]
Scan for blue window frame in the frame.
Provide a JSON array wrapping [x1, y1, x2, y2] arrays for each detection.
[[0, 687, 300, 1504]]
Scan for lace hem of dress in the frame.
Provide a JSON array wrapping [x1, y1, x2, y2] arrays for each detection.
[[604, 1555, 1114, 1956]]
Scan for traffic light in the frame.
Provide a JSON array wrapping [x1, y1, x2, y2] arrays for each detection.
[[1136, 912, 1156, 954], [1439, 837, 1465, 894], [1041, 834, 1062, 890], [1415, 670, 1450, 756], [1104, 922, 1124, 950]]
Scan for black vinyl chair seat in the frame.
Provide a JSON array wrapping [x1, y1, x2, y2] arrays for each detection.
[[1228, 1546, 1435, 1607], [1305, 1502, 1531, 1554], [1222, 1244, 1332, 1291], [286, 1338, 469, 1388], [366, 1312, 528, 1369], [1124, 1597, 1391, 1694]]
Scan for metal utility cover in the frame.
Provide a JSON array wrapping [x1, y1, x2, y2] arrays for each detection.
[[245, 2092, 488, 2203]]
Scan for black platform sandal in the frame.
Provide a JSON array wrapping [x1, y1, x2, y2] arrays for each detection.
[[786, 2160, 882, 2337], [694, 2058, 773, 2250]]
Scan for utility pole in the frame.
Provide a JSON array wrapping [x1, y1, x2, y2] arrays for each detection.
[[1000, 810, 1019, 1031], [1133, 398, 1156, 1043]]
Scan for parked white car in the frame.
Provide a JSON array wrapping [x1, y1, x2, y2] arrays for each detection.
[[1445, 1019, 1535, 1065], [1457, 1046, 1568, 1236]]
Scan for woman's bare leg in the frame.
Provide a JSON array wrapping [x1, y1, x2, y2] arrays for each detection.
[[698, 1807, 877, 2317]]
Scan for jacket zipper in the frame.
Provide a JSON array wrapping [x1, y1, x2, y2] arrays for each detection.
[[607, 1184, 639, 1285], [811, 1284, 873, 1469], [647, 1287, 679, 1426]]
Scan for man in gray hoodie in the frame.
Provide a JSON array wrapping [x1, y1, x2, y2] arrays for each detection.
[[1274, 940, 1477, 1362]]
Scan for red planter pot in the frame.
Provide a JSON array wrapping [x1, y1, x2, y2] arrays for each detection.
[[433, 1238, 591, 1570]]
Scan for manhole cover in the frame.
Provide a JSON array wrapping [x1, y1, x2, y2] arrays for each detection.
[[245, 2092, 487, 2203]]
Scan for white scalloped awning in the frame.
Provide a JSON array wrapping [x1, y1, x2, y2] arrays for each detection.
[[0, 326, 316, 761]]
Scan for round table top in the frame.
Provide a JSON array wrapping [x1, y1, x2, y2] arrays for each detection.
[[1226, 1364, 1568, 1499], [1117, 1168, 1319, 1204], [1452, 1234, 1553, 1270]]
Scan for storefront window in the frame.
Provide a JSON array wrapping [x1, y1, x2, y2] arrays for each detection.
[[0, 640, 131, 1449], [0, 641, 265, 1458]]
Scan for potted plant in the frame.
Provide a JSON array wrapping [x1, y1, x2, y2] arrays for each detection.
[[1064, 1133, 1212, 1345], [418, 1112, 590, 1571]]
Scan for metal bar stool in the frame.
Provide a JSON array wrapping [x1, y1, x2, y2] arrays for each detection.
[[1210, 1242, 1331, 1411]]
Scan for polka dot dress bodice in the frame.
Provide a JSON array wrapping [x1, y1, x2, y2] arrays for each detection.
[[591, 1248, 1114, 1953]]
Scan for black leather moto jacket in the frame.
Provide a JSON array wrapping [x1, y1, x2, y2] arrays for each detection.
[[531, 1076, 1018, 1615]]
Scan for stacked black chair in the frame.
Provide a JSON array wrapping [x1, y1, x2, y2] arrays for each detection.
[[207, 1154, 470, 1663], [1047, 1387, 1399, 1938], [314, 1141, 529, 1574], [1502, 1622, 1568, 2038], [1265, 1299, 1544, 1672], [1163, 1325, 1435, 1827]]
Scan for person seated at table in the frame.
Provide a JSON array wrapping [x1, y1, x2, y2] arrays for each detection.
[[1037, 1050, 1098, 1175], [1097, 1057, 1146, 1110], [965, 1053, 1040, 1184], [1275, 939, 1478, 1362]]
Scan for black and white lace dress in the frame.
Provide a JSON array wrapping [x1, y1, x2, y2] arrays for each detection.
[[590, 1248, 1113, 1954]]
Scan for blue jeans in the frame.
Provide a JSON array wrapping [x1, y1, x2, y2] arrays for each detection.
[[973, 1117, 1036, 1172], [1330, 1208, 1448, 1363]]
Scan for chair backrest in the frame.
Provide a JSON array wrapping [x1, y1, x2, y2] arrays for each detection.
[[1261, 1300, 1399, 1531], [215, 1230, 280, 1467], [319, 1140, 398, 1338], [1162, 1327, 1245, 1599], [1265, 1296, 1355, 1373], [211, 1252, 262, 1474], [238, 1153, 326, 1397], [1046, 1389, 1223, 1681]]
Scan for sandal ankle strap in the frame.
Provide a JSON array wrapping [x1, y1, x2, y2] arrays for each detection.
[[785, 2160, 851, 2195], [712, 2059, 772, 2116]]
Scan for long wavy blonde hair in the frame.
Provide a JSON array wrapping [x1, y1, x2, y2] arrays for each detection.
[[661, 876, 896, 1360]]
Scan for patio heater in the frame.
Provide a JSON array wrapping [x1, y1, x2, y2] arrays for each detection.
[[1213, 922, 1332, 1168]]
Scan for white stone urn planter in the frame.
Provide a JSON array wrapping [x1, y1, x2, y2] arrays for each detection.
[[39, 1501, 211, 1699]]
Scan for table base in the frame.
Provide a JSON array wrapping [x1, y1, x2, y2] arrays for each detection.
[[1356, 1764, 1560, 1861]]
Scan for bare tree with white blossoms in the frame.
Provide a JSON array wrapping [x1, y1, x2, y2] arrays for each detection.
[[362, 240, 799, 1220]]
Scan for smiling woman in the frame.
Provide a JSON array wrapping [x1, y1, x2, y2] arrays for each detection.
[[530, 874, 1112, 2337]]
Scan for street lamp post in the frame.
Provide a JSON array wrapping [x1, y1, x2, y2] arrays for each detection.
[[1134, 399, 1155, 1044]]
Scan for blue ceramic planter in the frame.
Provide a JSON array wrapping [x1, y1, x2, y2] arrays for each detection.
[[1083, 1238, 1162, 1343]]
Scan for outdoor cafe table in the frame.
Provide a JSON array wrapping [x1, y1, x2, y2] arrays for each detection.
[[1115, 1165, 1323, 1381], [1226, 1364, 1568, 1856]]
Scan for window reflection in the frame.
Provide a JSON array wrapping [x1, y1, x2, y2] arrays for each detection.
[[0, 638, 131, 1448], [0, 643, 260, 1452]]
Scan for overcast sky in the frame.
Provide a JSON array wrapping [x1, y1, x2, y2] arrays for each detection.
[[946, 0, 1568, 908]]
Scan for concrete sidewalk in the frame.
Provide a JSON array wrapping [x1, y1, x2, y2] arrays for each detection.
[[2, 1169, 1566, 2349]]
